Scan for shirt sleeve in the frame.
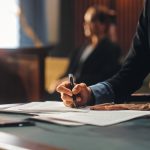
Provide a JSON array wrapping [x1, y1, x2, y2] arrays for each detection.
[[89, 82, 115, 104]]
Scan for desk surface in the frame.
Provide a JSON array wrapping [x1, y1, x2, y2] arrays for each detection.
[[0, 112, 150, 150]]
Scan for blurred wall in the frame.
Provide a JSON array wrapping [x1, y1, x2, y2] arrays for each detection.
[[116, 0, 144, 55], [45, 0, 60, 45], [45, 0, 74, 57]]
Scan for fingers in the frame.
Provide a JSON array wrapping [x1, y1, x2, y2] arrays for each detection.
[[61, 93, 74, 107], [57, 82, 88, 107], [57, 82, 87, 96], [73, 83, 87, 95], [75, 96, 83, 106], [56, 81, 72, 96], [61, 92, 83, 107]]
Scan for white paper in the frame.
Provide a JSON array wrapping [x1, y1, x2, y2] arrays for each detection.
[[3, 102, 150, 126], [0, 103, 22, 110], [5, 101, 89, 113], [32, 116, 85, 126], [37, 110, 150, 126]]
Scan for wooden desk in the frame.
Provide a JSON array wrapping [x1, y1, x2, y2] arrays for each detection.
[[0, 132, 63, 150]]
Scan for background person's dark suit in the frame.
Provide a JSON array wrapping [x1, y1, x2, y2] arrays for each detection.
[[64, 37, 121, 86], [107, 0, 150, 103]]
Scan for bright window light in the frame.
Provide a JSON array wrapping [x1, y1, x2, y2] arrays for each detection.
[[0, 0, 19, 48]]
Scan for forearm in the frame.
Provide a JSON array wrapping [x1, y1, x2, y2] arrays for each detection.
[[89, 82, 115, 104]]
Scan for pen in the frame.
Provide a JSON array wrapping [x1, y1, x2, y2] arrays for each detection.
[[68, 74, 77, 108], [0, 120, 35, 127]]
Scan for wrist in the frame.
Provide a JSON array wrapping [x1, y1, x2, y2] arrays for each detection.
[[90, 82, 115, 104], [86, 87, 95, 106]]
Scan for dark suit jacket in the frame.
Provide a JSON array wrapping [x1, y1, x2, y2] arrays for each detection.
[[107, 0, 150, 102], [63, 37, 121, 86]]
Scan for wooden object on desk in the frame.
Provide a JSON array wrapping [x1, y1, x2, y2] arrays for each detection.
[[90, 103, 150, 111], [0, 46, 52, 102], [129, 93, 150, 102]]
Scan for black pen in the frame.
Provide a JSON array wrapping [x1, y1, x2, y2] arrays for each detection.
[[0, 120, 35, 127], [68, 74, 77, 108]]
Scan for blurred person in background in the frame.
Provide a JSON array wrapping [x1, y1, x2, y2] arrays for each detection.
[[48, 5, 122, 100]]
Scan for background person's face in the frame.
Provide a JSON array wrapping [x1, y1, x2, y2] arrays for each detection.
[[83, 21, 94, 37], [83, 8, 107, 38], [83, 8, 96, 37], [83, 20, 105, 38]]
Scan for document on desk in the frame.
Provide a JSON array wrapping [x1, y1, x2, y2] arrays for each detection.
[[35, 110, 150, 126], [2, 102, 150, 126], [0, 103, 22, 110], [32, 116, 85, 126], [4, 101, 89, 113]]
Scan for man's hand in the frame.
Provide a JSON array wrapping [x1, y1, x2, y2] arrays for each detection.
[[56, 81, 92, 107]]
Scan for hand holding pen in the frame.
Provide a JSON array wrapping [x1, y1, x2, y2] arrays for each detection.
[[68, 74, 77, 108], [56, 74, 92, 108]]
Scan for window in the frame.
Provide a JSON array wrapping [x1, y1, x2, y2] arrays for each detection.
[[0, 0, 19, 48]]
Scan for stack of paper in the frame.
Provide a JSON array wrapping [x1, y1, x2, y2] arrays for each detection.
[[4, 101, 89, 113], [0, 101, 150, 126], [35, 110, 150, 126], [0, 104, 21, 110]]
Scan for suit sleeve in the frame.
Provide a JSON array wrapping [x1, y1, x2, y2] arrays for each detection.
[[107, 0, 150, 102]]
